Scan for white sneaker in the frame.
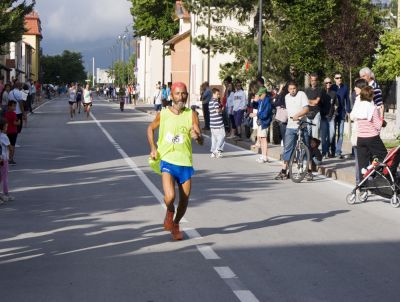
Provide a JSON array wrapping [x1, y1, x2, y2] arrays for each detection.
[[0, 199, 3, 205], [256, 157, 268, 163], [0, 195, 8, 202], [210, 152, 216, 158], [216, 151, 223, 158]]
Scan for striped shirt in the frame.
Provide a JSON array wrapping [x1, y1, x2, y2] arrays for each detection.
[[370, 80, 383, 107], [209, 98, 224, 128], [356, 106, 382, 138]]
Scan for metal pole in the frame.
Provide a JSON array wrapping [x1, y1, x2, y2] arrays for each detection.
[[207, 2, 211, 83], [92, 57, 95, 87], [257, 0, 263, 78]]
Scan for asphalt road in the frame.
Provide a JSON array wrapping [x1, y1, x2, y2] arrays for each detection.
[[1, 96, 400, 302]]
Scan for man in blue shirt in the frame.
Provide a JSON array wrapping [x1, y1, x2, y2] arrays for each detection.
[[331, 73, 351, 159]]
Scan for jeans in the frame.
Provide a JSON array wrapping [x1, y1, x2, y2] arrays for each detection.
[[282, 128, 309, 161], [320, 116, 335, 156], [154, 104, 162, 111], [334, 116, 345, 156], [233, 110, 244, 132], [0, 160, 9, 194], [202, 102, 210, 129], [210, 127, 225, 153], [307, 112, 320, 139], [354, 147, 360, 185], [279, 122, 287, 146]]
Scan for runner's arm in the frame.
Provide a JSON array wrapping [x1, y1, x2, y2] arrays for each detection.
[[147, 112, 161, 159], [191, 111, 203, 145]]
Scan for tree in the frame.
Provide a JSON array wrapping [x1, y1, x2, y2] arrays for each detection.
[[322, 0, 382, 88], [130, 0, 179, 84], [373, 29, 400, 81], [0, 0, 35, 54], [41, 50, 86, 84]]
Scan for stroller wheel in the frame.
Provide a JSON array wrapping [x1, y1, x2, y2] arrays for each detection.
[[346, 193, 356, 205], [391, 195, 400, 208], [358, 191, 369, 203]]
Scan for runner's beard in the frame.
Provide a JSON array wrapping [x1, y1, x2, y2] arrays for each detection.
[[174, 101, 186, 111]]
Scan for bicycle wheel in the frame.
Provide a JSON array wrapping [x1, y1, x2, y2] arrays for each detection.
[[289, 143, 310, 183]]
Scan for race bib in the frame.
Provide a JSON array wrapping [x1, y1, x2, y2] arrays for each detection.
[[165, 132, 184, 144]]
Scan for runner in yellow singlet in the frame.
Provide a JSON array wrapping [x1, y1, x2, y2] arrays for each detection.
[[147, 82, 203, 240]]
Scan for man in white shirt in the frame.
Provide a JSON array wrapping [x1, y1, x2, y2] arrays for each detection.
[[275, 81, 310, 180], [153, 83, 162, 111]]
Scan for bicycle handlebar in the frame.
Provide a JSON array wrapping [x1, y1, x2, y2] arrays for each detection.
[[289, 117, 316, 126]]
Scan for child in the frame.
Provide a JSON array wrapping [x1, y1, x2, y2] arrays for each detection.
[[4, 101, 20, 165], [0, 118, 14, 202], [310, 138, 323, 173], [209, 88, 225, 158]]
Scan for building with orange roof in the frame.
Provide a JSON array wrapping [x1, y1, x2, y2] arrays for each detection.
[[23, 11, 42, 81]]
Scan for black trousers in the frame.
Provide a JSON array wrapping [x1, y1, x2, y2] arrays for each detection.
[[202, 102, 210, 129], [357, 135, 387, 181]]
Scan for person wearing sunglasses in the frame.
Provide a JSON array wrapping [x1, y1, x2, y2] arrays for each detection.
[[332, 73, 350, 159], [320, 78, 338, 159]]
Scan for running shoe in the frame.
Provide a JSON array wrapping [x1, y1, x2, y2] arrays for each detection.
[[5, 195, 15, 201], [216, 151, 223, 158], [256, 157, 268, 163], [163, 210, 174, 231], [171, 223, 183, 240], [210, 152, 216, 158]]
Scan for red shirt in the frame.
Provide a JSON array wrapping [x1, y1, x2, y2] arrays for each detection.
[[5, 111, 17, 134]]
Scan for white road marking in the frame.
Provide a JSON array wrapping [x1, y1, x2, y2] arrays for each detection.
[[196, 245, 221, 260], [214, 266, 237, 279], [183, 227, 203, 240], [233, 290, 260, 302]]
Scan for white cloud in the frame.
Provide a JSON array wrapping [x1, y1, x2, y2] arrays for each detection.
[[36, 0, 133, 42]]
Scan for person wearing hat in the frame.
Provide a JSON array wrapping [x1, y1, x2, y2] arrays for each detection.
[[147, 82, 203, 241]]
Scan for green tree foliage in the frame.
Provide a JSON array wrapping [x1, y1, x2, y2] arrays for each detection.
[[188, 0, 383, 82], [373, 29, 400, 81], [130, 0, 179, 42], [41, 50, 86, 84], [0, 0, 35, 54]]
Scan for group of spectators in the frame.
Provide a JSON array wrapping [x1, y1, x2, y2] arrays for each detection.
[[0, 76, 42, 203], [103, 84, 140, 107], [200, 67, 386, 184]]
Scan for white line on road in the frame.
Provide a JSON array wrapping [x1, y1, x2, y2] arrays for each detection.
[[196, 245, 221, 260], [214, 266, 237, 279], [233, 290, 260, 302]]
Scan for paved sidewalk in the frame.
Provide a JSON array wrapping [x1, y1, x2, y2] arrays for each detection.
[[131, 103, 358, 185]]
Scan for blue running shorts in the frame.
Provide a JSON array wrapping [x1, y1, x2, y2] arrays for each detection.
[[160, 160, 194, 184]]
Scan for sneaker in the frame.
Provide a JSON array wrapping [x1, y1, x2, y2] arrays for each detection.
[[8, 160, 16, 166], [338, 155, 345, 159], [163, 210, 174, 231], [306, 172, 314, 181], [0, 199, 3, 205], [210, 152, 216, 158], [227, 134, 236, 139], [216, 151, 223, 158], [171, 223, 183, 240], [256, 157, 268, 163], [275, 171, 288, 180], [5, 195, 14, 201], [0, 195, 8, 202]]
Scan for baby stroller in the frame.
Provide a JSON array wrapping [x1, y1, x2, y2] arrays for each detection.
[[346, 145, 400, 208]]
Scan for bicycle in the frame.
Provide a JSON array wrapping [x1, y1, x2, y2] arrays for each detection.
[[288, 119, 315, 183]]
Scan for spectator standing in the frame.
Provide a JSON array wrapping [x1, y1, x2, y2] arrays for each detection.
[[350, 86, 386, 182], [359, 67, 384, 119], [200, 82, 212, 130], [331, 72, 351, 158], [1, 84, 11, 114], [0, 76, 4, 99], [209, 88, 225, 158], [350, 78, 369, 185], [320, 78, 338, 158], [4, 101, 19, 165], [221, 76, 233, 133], [304, 73, 322, 139], [272, 82, 288, 147], [0, 118, 14, 202], [226, 82, 236, 138], [275, 81, 310, 180], [232, 79, 247, 139], [8, 83, 24, 133], [153, 83, 162, 111]]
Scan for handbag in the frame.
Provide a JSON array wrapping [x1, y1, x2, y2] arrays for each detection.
[[275, 106, 288, 123]]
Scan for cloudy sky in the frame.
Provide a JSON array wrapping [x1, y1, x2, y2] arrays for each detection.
[[35, 0, 133, 71]]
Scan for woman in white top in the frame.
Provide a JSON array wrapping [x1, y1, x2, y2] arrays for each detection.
[[83, 84, 93, 118], [68, 83, 77, 119]]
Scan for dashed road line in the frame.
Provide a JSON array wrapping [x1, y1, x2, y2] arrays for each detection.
[[197, 245, 221, 260]]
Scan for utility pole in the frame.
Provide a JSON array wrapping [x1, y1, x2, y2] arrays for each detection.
[[257, 0, 263, 78], [207, 2, 211, 83], [92, 57, 95, 88]]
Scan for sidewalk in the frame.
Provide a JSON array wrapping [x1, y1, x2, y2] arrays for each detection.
[[134, 103, 358, 185]]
